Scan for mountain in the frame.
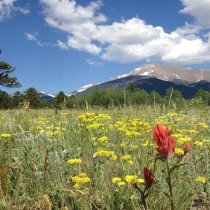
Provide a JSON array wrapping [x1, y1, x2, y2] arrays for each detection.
[[39, 91, 55, 101], [71, 64, 210, 99], [68, 84, 98, 96], [111, 64, 210, 83]]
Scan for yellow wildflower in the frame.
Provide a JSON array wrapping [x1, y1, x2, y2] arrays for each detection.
[[112, 177, 122, 184], [175, 148, 184, 156], [120, 142, 128, 147], [98, 136, 109, 143], [95, 149, 117, 160], [199, 122, 208, 129], [67, 158, 82, 164], [72, 173, 90, 189], [194, 141, 203, 147], [121, 155, 131, 161], [0, 133, 12, 138], [125, 130, 140, 137], [127, 160, 134, 165], [142, 141, 149, 147], [118, 181, 126, 186], [195, 176, 207, 184], [137, 178, 144, 184], [125, 175, 138, 183], [112, 177, 125, 186]]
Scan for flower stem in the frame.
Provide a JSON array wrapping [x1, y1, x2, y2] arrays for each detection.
[[141, 193, 148, 210], [166, 160, 175, 210], [133, 183, 148, 210]]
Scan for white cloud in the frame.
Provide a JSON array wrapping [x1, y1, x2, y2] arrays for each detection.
[[57, 40, 68, 50], [40, 0, 105, 54], [25, 32, 55, 47], [0, 0, 16, 20], [14, 7, 30, 15], [98, 18, 210, 64], [180, 0, 210, 27], [0, 0, 30, 21], [38, 0, 210, 64], [162, 38, 210, 63], [25, 32, 37, 41], [86, 59, 103, 67]]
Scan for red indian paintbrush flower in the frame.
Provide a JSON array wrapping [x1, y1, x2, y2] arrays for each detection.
[[144, 167, 155, 188], [153, 123, 175, 160], [184, 142, 191, 155]]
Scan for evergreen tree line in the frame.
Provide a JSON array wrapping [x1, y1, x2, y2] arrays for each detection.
[[0, 85, 210, 109]]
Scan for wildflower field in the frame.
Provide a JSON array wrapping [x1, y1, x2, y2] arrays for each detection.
[[0, 106, 209, 210]]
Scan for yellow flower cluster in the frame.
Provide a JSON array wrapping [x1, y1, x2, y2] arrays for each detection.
[[112, 175, 144, 186], [95, 149, 117, 160], [72, 173, 90, 189], [112, 177, 125, 186], [92, 136, 109, 144], [77, 112, 111, 130], [174, 148, 184, 156], [125, 175, 144, 184], [195, 176, 207, 184], [29, 116, 68, 138], [114, 118, 151, 138], [67, 158, 82, 164], [121, 155, 134, 165]]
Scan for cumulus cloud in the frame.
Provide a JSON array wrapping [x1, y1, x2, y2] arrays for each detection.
[[40, 0, 105, 54], [180, 0, 210, 27], [38, 0, 210, 64], [0, 0, 30, 21], [0, 0, 16, 20]]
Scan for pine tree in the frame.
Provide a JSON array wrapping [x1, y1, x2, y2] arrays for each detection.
[[24, 88, 41, 108], [0, 49, 21, 88]]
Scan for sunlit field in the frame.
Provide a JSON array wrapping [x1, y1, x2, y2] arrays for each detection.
[[0, 106, 209, 210]]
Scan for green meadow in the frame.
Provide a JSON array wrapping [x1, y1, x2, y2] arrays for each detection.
[[0, 106, 209, 210]]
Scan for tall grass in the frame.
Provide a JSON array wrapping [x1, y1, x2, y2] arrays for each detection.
[[0, 106, 209, 209]]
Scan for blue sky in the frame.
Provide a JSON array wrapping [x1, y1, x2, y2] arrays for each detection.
[[0, 0, 210, 94]]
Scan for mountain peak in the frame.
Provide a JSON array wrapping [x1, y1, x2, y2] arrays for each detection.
[[71, 63, 210, 98], [128, 63, 210, 83]]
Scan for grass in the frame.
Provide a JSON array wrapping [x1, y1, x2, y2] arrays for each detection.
[[0, 106, 209, 209]]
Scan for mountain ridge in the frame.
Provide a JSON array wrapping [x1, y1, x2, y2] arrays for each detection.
[[70, 63, 210, 99], [110, 64, 210, 83]]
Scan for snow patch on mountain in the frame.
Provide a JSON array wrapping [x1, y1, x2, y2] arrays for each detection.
[[39, 91, 55, 98], [139, 70, 154, 76], [76, 84, 97, 93], [172, 73, 180, 79], [109, 74, 129, 80]]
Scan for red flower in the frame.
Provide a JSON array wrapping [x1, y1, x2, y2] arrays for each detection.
[[144, 167, 155, 188], [184, 142, 191, 155], [153, 123, 175, 160]]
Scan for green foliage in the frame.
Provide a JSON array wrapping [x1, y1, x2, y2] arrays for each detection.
[[24, 88, 41, 108], [54, 91, 66, 107], [126, 82, 139, 93], [196, 88, 210, 105], [164, 87, 184, 108], [0, 50, 21, 88], [0, 108, 209, 209], [127, 89, 149, 105], [12, 91, 24, 108], [149, 91, 162, 105], [0, 85, 209, 110], [0, 91, 13, 109], [66, 95, 77, 108]]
